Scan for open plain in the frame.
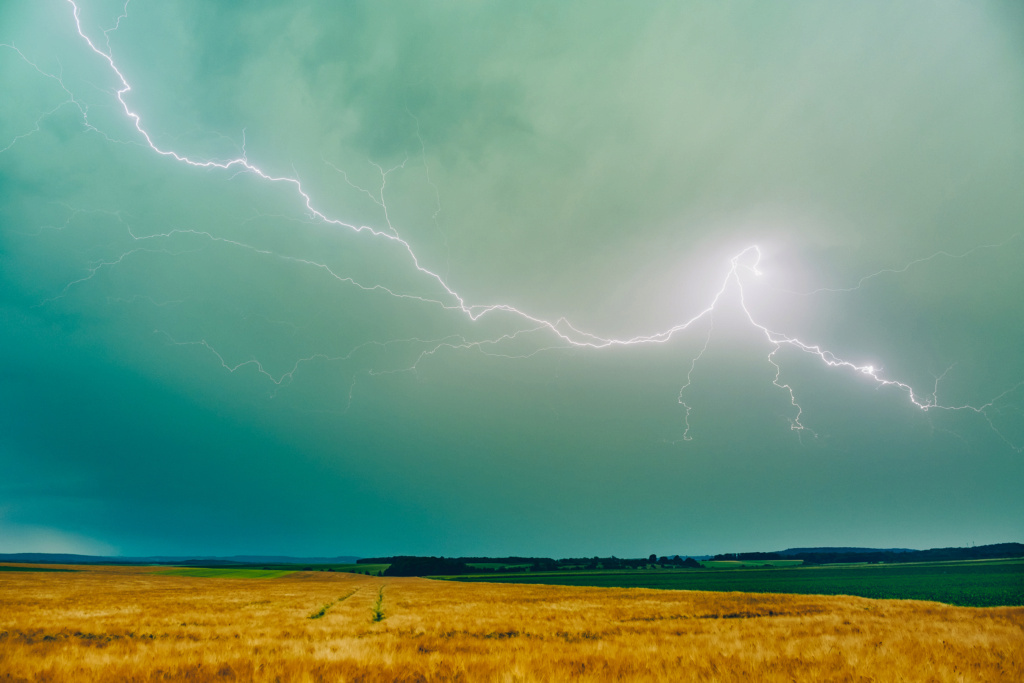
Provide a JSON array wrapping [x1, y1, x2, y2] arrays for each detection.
[[1, 564, 1022, 681]]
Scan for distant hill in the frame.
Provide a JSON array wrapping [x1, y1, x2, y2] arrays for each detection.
[[778, 543, 1024, 566], [904, 543, 1024, 562], [0, 553, 109, 565], [778, 547, 917, 556], [0, 553, 360, 566], [212, 555, 361, 564]]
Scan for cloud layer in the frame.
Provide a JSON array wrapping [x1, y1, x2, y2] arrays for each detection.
[[1, 0, 1022, 556]]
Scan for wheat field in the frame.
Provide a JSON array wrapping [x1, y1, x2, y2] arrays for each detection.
[[1, 564, 1021, 681]]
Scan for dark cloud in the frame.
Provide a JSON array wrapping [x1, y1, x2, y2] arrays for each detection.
[[1, 0, 1021, 556]]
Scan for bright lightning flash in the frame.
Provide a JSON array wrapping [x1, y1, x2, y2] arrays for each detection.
[[6, 0, 1019, 450]]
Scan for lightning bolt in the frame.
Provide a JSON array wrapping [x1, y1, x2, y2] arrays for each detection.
[[408, 106, 452, 282], [792, 234, 1022, 295], [1, 43, 91, 153], [14, 0, 1021, 450]]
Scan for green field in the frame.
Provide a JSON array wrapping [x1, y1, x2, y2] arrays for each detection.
[[0, 565, 77, 573], [444, 558, 1024, 607], [314, 563, 388, 575], [217, 563, 389, 575], [157, 563, 389, 575], [160, 568, 295, 579], [466, 563, 532, 570], [701, 559, 804, 568]]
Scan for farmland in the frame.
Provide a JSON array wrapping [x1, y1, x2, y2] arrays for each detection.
[[448, 558, 1024, 607], [1, 563, 1022, 681], [158, 568, 295, 580], [701, 559, 804, 568], [222, 562, 389, 576], [0, 566, 76, 573]]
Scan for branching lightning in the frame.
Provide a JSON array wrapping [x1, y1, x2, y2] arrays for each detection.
[[6, 0, 1020, 450], [1, 43, 91, 153], [793, 235, 1022, 295]]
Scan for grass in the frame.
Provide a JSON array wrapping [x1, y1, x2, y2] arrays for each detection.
[[701, 559, 804, 568], [215, 562, 389, 574], [326, 563, 388, 575], [159, 568, 294, 579], [0, 565, 77, 573], [309, 588, 359, 619], [370, 586, 386, 622], [1, 564, 1021, 681], [446, 557, 1024, 607], [308, 601, 333, 619], [467, 562, 532, 570]]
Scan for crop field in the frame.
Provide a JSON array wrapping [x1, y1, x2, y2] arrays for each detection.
[[0, 566, 76, 573], [158, 568, 296, 579], [323, 564, 388, 575], [1, 563, 1022, 681], [449, 558, 1024, 608], [223, 563, 389, 575], [701, 560, 804, 569]]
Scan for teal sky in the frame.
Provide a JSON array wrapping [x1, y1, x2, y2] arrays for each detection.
[[2, 0, 1022, 558]]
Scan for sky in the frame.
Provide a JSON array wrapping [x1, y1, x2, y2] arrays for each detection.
[[1, 0, 1022, 559]]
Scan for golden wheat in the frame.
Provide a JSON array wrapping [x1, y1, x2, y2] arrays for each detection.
[[1, 563, 1021, 681]]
